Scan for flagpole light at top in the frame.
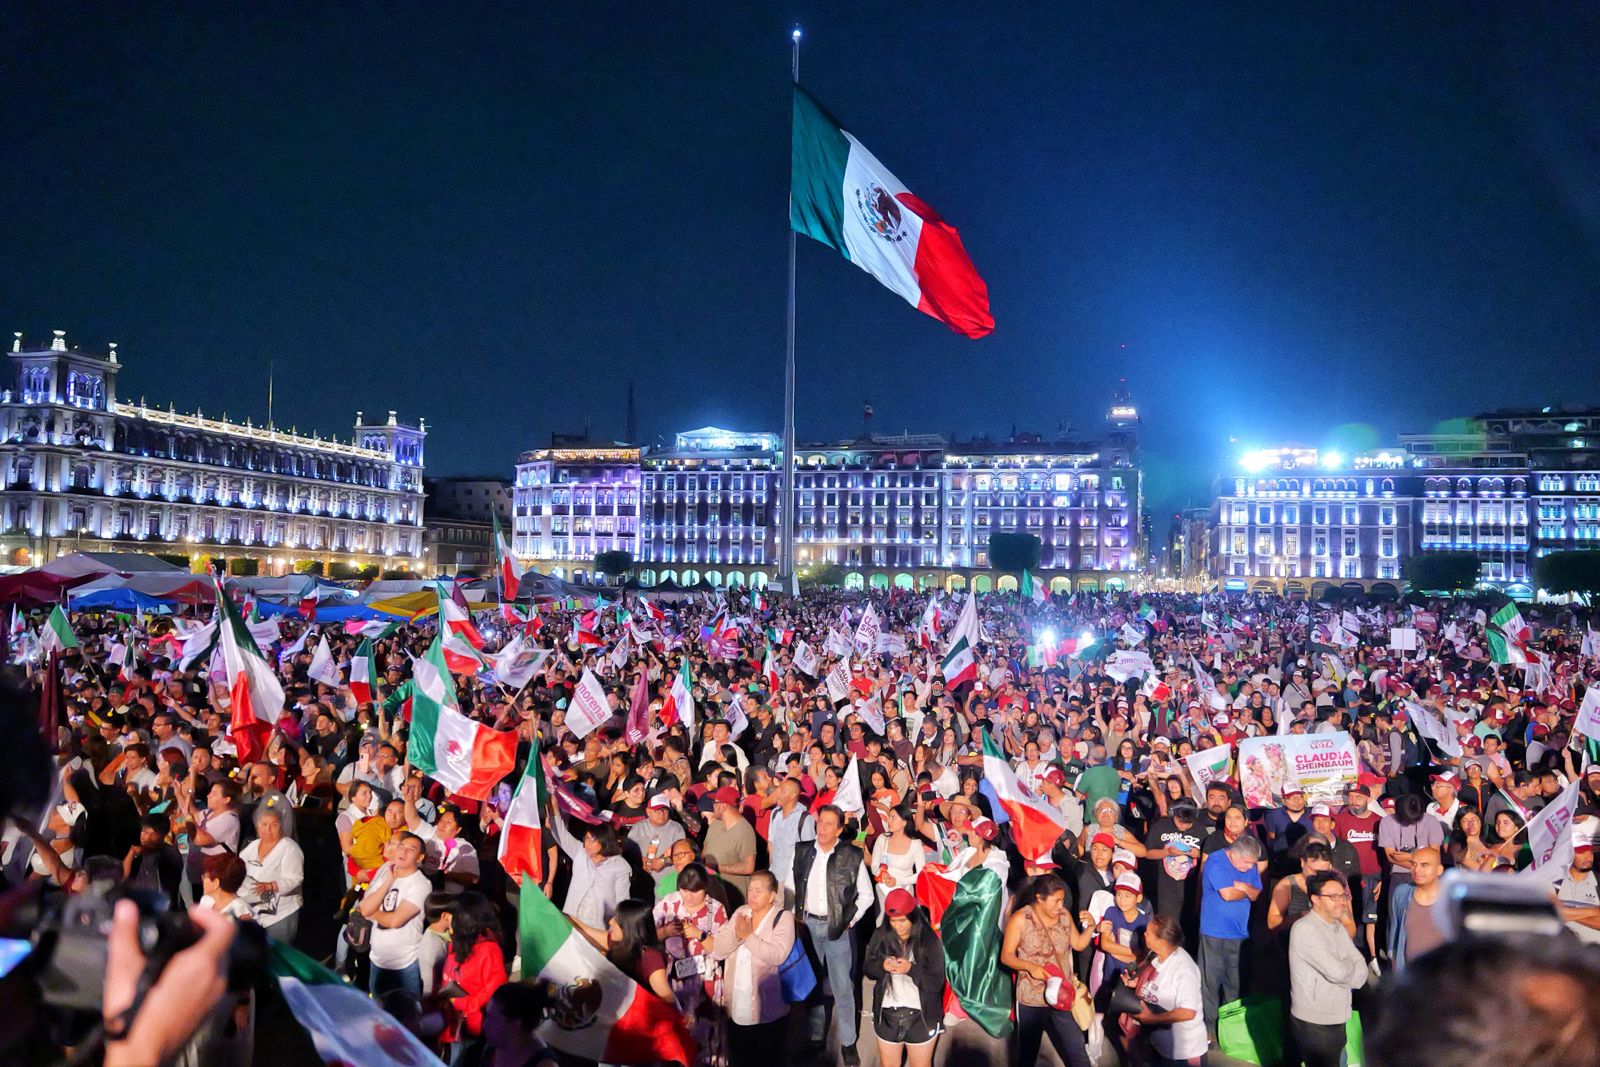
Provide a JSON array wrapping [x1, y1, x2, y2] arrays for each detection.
[[781, 25, 802, 588]]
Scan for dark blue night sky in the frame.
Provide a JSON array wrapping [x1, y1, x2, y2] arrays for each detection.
[[3, 4, 1597, 534]]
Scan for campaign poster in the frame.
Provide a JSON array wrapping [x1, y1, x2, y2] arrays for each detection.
[[1238, 734, 1359, 808]]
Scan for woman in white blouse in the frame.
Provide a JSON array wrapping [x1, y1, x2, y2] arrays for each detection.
[[549, 816, 632, 930], [870, 803, 927, 908], [240, 802, 305, 942]]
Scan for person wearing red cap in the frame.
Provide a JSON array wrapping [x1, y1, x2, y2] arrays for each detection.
[[704, 785, 757, 901], [863, 888, 948, 1067], [1425, 772, 1461, 828]]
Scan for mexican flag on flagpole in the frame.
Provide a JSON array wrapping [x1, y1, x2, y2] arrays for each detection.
[[941, 633, 977, 687], [268, 939, 444, 1065], [519, 879, 696, 1065], [497, 739, 547, 885], [215, 577, 284, 766], [661, 657, 695, 734], [409, 632, 517, 800], [1020, 569, 1048, 604], [39, 604, 79, 654], [112, 638, 138, 682], [791, 85, 993, 339], [349, 637, 379, 704], [935, 866, 1013, 1038], [981, 730, 1069, 864]]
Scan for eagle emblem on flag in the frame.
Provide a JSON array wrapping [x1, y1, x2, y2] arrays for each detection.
[[854, 183, 907, 242]]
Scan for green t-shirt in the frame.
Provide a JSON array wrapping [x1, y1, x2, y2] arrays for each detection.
[[1076, 763, 1122, 816], [655, 869, 679, 899]]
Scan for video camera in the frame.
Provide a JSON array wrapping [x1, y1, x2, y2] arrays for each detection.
[[1, 880, 267, 1045]]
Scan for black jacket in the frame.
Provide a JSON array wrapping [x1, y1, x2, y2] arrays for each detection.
[[863, 920, 946, 1022], [792, 839, 865, 941]]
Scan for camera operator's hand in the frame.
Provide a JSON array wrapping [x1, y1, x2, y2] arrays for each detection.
[[103, 900, 236, 1067]]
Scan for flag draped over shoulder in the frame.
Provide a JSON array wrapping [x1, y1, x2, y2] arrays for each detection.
[[939, 866, 1013, 1038], [791, 85, 993, 338]]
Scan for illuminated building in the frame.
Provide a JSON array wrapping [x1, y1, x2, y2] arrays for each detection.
[[512, 436, 641, 566], [513, 387, 1145, 592], [0, 330, 425, 573]]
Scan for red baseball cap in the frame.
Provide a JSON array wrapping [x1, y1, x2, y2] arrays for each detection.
[[712, 786, 740, 807], [1090, 832, 1117, 851], [883, 888, 917, 918], [1041, 766, 1067, 788], [970, 817, 998, 842]]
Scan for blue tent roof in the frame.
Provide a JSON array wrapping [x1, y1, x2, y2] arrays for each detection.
[[69, 588, 175, 612]]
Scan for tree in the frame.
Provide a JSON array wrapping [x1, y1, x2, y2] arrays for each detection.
[[988, 532, 1041, 574], [799, 562, 847, 589], [594, 550, 635, 578], [1402, 551, 1478, 594], [294, 560, 325, 577], [227, 558, 259, 577], [1536, 551, 1600, 600], [381, 567, 419, 579]]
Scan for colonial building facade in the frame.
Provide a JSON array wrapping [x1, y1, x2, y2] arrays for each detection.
[[0, 331, 425, 573], [1207, 407, 1600, 596], [513, 389, 1145, 591], [511, 437, 641, 568]]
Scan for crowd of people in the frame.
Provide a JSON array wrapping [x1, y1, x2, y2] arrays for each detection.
[[3, 578, 1600, 1067]]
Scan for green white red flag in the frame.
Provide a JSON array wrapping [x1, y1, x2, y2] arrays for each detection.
[[409, 632, 516, 799], [661, 658, 694, 735], [1021, 569, 1047, 604], [215, 576, 284, 765], [497, 740, 547, 885], [493, 511, 519, 603], [40, 604, 79, 654], [518, 879, 695, 1065], [268, 940, 443, 1065], [981, 730, 1068, 864], [941, 633, 976, 687], [350, 637, 379, 704], [791, 85, 993, 338]]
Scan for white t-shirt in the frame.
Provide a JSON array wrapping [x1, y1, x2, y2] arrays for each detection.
[[367, 867, 432, 970], [1141, 947, 1208, 1060]]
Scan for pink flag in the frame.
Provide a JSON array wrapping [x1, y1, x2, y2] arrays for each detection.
[[625, 670, 650, 745]]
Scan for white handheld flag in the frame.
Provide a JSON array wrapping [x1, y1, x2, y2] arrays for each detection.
[[308, 635, 341, 687], [566, 668, 612, 740], [794, 640, 818, 677]]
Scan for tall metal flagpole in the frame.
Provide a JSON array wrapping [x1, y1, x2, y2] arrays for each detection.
[[782, 26, 801, 590]]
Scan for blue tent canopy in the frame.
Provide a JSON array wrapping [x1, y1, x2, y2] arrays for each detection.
[[253, 600, 389, 623], [69, 588, 175, 613]]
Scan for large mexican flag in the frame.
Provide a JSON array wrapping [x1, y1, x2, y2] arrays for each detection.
[[519, 879, 695, 1065], [791, 85, 993, 338]]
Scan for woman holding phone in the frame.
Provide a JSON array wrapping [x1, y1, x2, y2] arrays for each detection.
[[863, 889, 947, 1067]]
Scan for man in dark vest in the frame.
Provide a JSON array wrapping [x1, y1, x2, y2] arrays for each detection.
[[792, 804, 873, 1066]]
